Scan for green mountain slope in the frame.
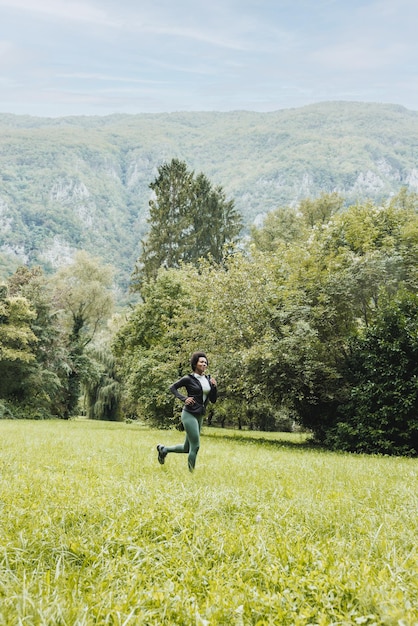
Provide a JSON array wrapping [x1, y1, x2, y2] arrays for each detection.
[[1, 101, 417, 292]]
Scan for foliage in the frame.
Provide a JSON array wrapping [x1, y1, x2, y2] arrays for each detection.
[[3, 102, 418, 294], [0, 282, 40, 408], [298, 191, 344, 228], [1, 173, 418, 449], [249, 205, 305, 251], [326, 290, 418, 455], [0, 419, 416, 623], [82, 347, 122, 421], [51, 251, 114, 417], [6, 266, 68, 417], [0, 400, 15, 419], [114, 190, 418, 455], [113, 271, 190, 424], [0, 284, 36, 364], [52, 251, 114, 347], [270, 193, 418, 443], [132, 158, 242, 291]]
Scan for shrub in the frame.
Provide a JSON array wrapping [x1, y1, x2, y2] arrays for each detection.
[[326, 290, 418, 455]]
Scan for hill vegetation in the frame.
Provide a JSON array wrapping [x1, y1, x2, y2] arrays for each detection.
[[1, 101, 418, 292]]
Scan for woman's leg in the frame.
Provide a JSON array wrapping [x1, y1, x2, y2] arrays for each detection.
[[164, 410, 203, 470], [184, 411, 203, 471]]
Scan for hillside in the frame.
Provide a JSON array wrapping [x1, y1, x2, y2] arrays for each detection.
[[1, 101, 418, 293]]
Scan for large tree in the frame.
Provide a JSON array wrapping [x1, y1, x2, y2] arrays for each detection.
[[113, 270, 190, 424], [52, 251, 114, 417], [132, 159, 242, 291], [6, 266, 66, 418], [0, 283, 38, 415], [326, 290, 418, 455]]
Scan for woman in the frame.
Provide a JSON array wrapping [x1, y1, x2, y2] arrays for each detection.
[[157, 352, 217, 471]]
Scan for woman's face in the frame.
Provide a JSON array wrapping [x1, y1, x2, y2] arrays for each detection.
[[194, 357, 208, 375]]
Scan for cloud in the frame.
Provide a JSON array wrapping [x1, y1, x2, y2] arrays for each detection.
[[0, 40, 24, 66], [1, 0, 418, 116], [0, 0, 111, 26], [311, 41, 410, 72]]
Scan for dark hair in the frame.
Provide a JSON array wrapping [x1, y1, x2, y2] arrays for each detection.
[[190, 351, 208, 371]]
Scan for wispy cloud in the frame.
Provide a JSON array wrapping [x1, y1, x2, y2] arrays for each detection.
[[311, 40, 410, 72], [0, 0, 418, 116], [0, 0, 111, 25]]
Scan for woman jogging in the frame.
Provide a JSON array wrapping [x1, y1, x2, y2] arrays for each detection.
[[156, 352, 217, 472]]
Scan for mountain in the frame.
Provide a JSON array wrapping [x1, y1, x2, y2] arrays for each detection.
[[1, 101, 418, 294]]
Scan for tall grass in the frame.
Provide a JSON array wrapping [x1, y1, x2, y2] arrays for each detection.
[[0, 419, 416, 625]]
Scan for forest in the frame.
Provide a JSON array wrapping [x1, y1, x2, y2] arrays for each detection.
[[1, 151, 417, 456]]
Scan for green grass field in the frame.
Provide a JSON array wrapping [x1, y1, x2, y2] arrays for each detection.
[[0, 419, 417, 625]]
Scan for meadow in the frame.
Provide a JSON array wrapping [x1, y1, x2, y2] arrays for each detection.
[[0, 419, 416, 626]]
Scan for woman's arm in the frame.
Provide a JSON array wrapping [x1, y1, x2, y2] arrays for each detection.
[[169, 377, 189, 402], [208, 377, 217, 403]]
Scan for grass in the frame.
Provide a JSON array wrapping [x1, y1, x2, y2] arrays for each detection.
[[0, 419, 417, 625]]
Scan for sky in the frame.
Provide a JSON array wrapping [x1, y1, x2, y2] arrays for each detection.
[[0, 0, 417, 118]]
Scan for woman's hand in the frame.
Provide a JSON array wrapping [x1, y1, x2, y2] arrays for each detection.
[[210, 377, 217, 386], [185, 396, 196, 406]]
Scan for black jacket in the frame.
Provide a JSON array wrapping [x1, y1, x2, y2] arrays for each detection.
[[169, 374, 217, 416]]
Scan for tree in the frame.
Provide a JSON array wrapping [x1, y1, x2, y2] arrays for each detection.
[[243, 195, 418, 440], [113, 270, 190, 424], [0, 284, 36, 365], [249, 206, 304, 252], [6, 266, 67, 418], [0, 283, 38, 412], [52, 251, 114, 417], [82, 347, 121, 421], [298, 192, 344, 228], [326, 290, 418, 455], [191, 172, 241, 263], [132, 158, 242, 291]]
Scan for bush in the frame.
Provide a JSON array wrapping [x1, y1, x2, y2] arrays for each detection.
[[0, 401, 15, 419], [326, 290, 418, 456], [0, 401, 56, 420]]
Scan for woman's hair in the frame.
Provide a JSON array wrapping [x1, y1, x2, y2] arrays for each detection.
[[190, 351, 208, 371]]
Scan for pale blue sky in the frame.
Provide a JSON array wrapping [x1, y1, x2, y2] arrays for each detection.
[[0, 0, 417, 117]]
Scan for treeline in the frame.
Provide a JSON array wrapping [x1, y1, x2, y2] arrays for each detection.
[[115, 173, 418, 456], [1, 161, 417, 455], [0, 252, 116, 420]]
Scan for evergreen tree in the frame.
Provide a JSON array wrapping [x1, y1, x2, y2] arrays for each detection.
[[132, 158, 242, 291]]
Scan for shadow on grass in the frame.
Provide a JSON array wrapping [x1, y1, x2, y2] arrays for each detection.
[[74, 420, 326, 453], [202, 428, 323, 452]]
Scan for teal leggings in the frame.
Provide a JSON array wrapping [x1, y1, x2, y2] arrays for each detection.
[[165, 409, 204, 470]]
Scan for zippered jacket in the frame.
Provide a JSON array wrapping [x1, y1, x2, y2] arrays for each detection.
[[169, 373, 217, 416]]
